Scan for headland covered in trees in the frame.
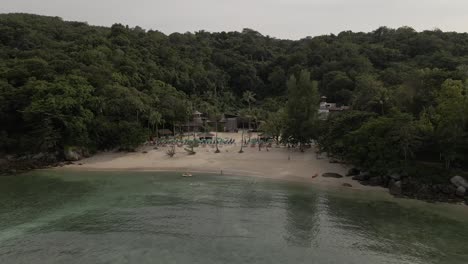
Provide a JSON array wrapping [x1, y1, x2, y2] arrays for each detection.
[[0, 13, 467, 203]]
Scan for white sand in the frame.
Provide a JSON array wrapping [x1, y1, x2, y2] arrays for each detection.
[[61, 132, 385, 191]]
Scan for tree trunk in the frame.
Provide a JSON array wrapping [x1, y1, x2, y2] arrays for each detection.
[[239, 122, 245, 153], [215, 120, 220, 153]]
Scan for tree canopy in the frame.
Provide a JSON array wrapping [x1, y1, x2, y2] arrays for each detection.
[[0, 14, 467, 174]]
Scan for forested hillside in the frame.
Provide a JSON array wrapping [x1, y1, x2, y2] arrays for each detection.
[[0, 13, 467, 180]]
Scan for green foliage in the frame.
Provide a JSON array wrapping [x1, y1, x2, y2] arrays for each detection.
[[433, 79, 468, 168], [283, 70, 320, 149], [166, 146, 176, 157], [259, 108, 286, 144], [0, 13, 467, 176], [317, 111, 377, 157], [115, 122, 149, 151], [344, 112, 429, 174]]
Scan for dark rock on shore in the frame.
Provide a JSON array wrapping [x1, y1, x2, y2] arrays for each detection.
[[450, 176, 468, 188], [389, 180, 402, 196], [0, 152, 63, 176], [368, 176, 383, 186], [342, 183, 353, 187], [456, 186, 466, 197], [64, 147, 90, 161], [389, 173, 401, 181], [322, 173, 343, 178], [438, 184, 457, 195], [352, 171, 370, 181], [346, 168, 360, 176], [346, 169, 467, 204]]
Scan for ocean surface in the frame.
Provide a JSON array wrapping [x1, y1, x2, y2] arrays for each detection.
[[0, 170, 467, 264]]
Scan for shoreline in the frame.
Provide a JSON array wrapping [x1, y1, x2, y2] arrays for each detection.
[[54, 166, 381, 188], [5, 131, 465, 207], [55, 132, 386, 192], [52, 167, 468, 213]]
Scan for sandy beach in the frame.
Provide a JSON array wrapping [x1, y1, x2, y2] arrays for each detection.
[[60, 132, 385, 192]]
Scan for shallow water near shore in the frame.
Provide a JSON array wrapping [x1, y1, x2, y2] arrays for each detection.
[[0, 170, 467, 264]]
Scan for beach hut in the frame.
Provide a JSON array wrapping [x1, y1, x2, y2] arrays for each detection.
[[181, 110, 206, 132], [159, 129, 173, 137]]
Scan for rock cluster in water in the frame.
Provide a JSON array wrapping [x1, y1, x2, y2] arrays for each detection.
[[348, 168, 468, 204], [0, 146, 89, 176]]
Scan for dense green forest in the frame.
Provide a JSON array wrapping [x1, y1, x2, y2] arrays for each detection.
[[0, 13, 467, 179]]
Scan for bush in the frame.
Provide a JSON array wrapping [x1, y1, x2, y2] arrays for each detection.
[[184, 148, 196, 155], [166, 146, 176, 157]]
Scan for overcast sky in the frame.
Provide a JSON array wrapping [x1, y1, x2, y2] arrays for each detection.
[[1, 0, 468, 39]]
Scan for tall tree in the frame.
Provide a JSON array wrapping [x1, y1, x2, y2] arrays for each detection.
[[434, 79, 468, 169], [283, 70, 320, 151]]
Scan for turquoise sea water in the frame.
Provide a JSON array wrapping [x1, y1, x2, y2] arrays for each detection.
[[0, 171, 467, 264]]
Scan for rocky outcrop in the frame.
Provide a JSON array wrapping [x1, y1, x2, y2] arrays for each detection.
[[368, 176, 383, 186], [346, 168, 360, 176], [0, 152, 61, 176], [352, 171, 370, 181], [64, 147, 89, 161], [64, 149, 81, 161], [456, 186, 466, 197], [438, 184, 457, 195], [450, 176, 468, 189], [389, 173, 401, 181], [389, 180, 402, 196], [346, 169, 467, 204]]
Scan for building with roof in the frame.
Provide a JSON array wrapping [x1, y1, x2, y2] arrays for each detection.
[[318, 96, 350, 120]]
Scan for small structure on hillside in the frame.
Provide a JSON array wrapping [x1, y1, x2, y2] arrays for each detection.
[[181, 111, 208, 132], [222, 113, 258, 132], [318, 96, 350, 120], [223, 114, 240, 132]]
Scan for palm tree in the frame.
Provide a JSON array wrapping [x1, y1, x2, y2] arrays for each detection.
[[207, 89, 222, 154], [148, 111, 162, 138], [239, 128, 245, 153], [238, 109, 249, 153], [242, 91, 256, 129]]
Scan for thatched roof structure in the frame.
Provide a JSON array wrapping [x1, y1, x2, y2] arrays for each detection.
[[159, 129, 173, 135]]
